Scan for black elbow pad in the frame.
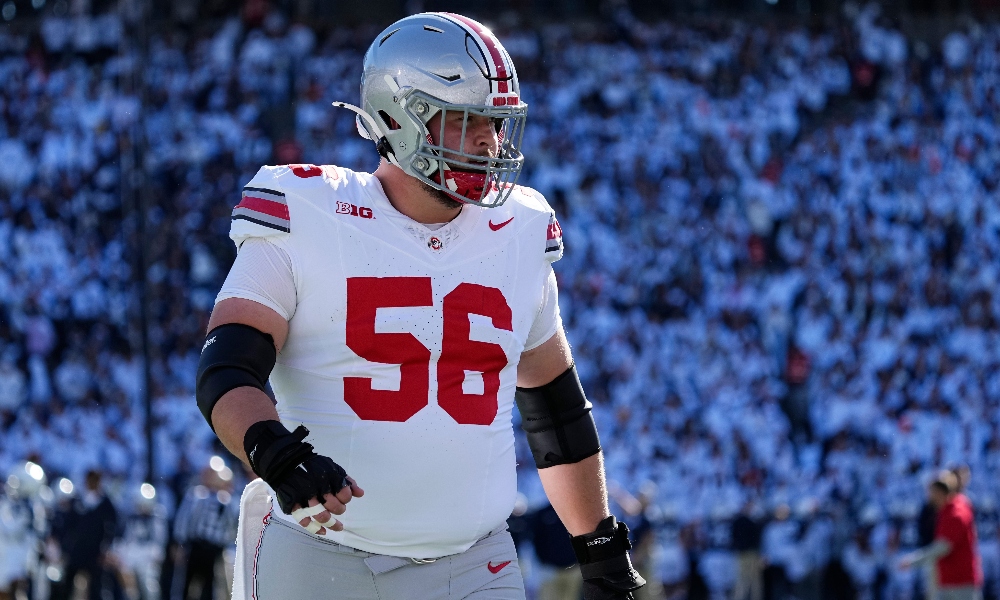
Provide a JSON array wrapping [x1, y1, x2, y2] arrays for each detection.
[[196, 323, 277, 430], [514, 365, 601, 469]]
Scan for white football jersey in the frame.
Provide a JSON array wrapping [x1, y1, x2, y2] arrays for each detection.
[[222, 164, 564, 558]]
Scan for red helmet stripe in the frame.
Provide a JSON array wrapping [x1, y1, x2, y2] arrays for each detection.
[[438, 13, 511, 94]]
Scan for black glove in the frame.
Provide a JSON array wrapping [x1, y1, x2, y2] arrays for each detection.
[[570, 516, 646, 600], [243, 420, 349, 515]]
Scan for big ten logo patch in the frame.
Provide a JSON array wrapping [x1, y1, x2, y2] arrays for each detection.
[[336, 201, 374, 219]]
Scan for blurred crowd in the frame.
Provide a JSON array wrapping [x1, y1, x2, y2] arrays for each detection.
[[1, 2, 1000, 599], [0, 459, 240, 600]]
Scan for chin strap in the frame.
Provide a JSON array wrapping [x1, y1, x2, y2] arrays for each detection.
[[431, 163, 490, 203], [332, 101, 401, 167]]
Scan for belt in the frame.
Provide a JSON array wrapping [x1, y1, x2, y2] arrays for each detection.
[[364, 525, 508, 574], [275, 515, 507, 573], [365, 555, 437, 575]]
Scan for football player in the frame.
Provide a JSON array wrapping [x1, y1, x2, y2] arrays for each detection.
[[197, 12, 645, 600], [111, 484, 167, 600]]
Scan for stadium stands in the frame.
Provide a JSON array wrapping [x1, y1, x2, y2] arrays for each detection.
[[0, 4, 999, 598]]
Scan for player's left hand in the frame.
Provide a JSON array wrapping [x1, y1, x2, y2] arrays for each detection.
[[570, 516, 646, 600]]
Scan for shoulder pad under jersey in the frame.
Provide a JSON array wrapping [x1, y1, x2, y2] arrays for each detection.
[[231, 165, 291, 247], [507, 184, 563, 263]]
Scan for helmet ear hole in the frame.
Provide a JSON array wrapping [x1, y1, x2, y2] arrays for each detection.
[[378, 111, 402, 131]]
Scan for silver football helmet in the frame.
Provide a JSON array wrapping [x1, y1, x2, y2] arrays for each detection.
[[334, 12, 527, 207]]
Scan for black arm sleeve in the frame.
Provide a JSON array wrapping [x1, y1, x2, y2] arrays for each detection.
[[195, 323, 277, 430], [514, 365, 601, 469]]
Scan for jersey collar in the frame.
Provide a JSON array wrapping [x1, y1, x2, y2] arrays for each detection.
[[363, 173, 482, 257]]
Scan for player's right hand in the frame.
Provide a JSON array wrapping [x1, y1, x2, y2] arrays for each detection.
[[244, 421, 364, 535], [269, 450, 351, 522], [291, 474, 364, 535]]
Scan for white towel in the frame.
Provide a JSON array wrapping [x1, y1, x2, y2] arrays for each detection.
[[232, 478, 274, 600]]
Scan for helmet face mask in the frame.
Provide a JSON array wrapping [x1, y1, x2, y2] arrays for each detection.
[[407, 90, 527, 206], [335, 13, 528, 208]]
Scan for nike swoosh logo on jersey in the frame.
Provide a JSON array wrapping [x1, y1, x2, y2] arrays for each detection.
[[488, 217, 514, 231], [487, 561, 511, 574]]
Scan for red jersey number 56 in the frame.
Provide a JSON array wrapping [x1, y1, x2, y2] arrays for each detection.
[[345, 277, 512, 426]]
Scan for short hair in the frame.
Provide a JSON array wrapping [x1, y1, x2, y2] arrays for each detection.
[[931, 470, 957, 495], [930, 480, 951, 495], [951, 464, 971, 491]]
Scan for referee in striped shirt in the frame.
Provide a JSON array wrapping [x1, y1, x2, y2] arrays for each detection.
[[174, 466, 239, 600]]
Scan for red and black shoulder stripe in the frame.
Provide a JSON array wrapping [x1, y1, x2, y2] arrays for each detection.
[[233, 186, 290, 233], [545, 212, 563, 255]]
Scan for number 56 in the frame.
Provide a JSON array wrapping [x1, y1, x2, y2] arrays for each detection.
[[345, 277, 513, 426]]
